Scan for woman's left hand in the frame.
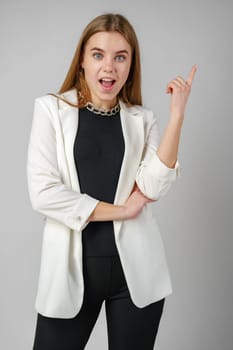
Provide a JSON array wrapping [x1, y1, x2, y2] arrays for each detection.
[[166, 64, 197, 118]]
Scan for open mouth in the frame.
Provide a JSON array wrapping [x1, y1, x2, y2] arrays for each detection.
[[99, 78, 116, 88]]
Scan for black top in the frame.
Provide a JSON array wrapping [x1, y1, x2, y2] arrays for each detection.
[[73, 107, 125, 256]]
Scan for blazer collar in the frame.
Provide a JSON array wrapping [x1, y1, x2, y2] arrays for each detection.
[[58, 88, 142, 116]]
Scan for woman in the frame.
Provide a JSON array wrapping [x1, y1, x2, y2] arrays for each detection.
[[27, 13, 197, 350]]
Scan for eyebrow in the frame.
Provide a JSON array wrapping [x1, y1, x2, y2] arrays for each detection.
[[90, 47, 129, 55]]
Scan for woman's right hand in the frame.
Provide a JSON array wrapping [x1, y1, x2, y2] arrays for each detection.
[[123, 183, 156, 219]]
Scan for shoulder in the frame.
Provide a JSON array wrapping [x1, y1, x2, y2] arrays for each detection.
[[120, 100, 157, 126], [34, 88, 77, 109]]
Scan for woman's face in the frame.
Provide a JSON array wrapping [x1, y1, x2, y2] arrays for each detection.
[[81, 31, 132, 109]]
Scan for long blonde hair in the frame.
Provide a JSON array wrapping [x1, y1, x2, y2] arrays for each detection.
[[49, 13, 142, 107]]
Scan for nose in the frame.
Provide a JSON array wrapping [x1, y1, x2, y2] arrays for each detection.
[[103, 56, 115, 73], [104, 66, 113, 73]]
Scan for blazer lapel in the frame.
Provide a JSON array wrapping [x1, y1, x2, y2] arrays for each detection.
[[114, 100, 144, 204], [113, 100, 145, 239], [57, 90, 81, 192], [57, 90, 145, 236]]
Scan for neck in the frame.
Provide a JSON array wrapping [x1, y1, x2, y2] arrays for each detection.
[[90, 97, 118, 110]]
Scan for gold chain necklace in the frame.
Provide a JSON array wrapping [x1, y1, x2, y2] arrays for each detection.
[[85, 102, 120, 116]]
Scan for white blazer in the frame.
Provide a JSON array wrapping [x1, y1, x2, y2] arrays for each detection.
[[27, 88, 181, 318]]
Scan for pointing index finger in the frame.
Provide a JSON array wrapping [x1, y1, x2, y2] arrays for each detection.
[[187, 64, 197, 85]]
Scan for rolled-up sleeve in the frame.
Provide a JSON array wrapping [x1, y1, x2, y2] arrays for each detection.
[[26, 97, 100, 231], [135, 111, 181, 200]]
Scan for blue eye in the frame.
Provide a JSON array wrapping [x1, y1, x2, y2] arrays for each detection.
[[93, 52, 103, 59], [115, 55, 125, 62]]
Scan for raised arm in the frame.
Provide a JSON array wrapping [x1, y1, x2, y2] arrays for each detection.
[[134, 65, 197, 200], [156, 64, 197, 168]]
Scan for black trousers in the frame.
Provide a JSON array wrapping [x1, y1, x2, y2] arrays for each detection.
[[32, 254, 165, 350]]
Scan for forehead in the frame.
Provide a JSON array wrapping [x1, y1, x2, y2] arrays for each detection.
[[85, 31, 131, 52]]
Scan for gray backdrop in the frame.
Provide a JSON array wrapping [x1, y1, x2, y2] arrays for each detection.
[[0, 0, 232, 349]]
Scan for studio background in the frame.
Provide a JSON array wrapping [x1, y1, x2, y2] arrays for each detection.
[[0, 0, 232, 349]]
